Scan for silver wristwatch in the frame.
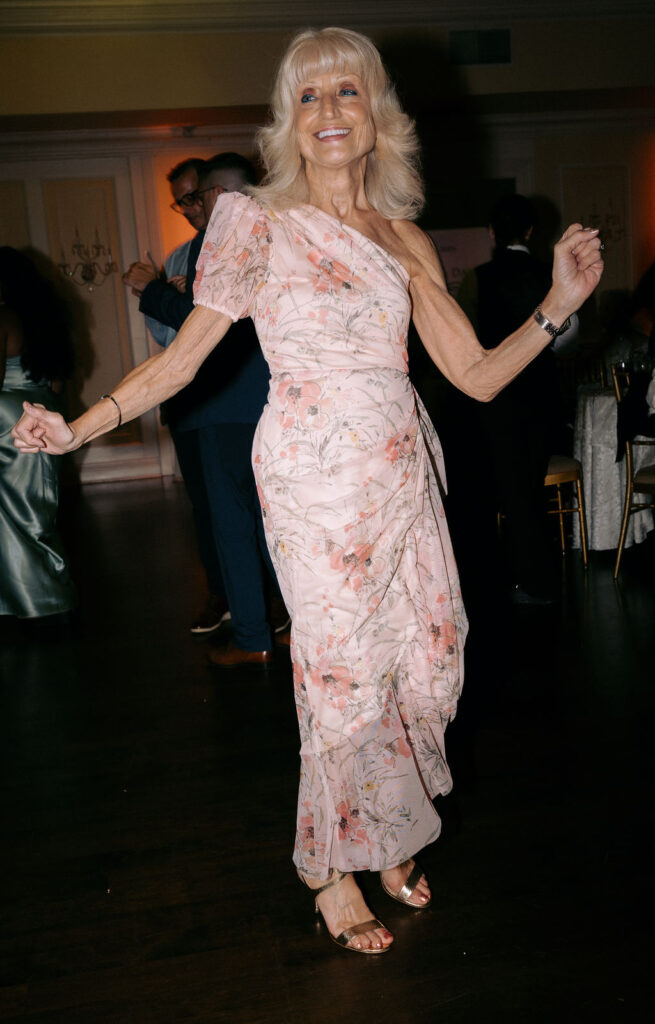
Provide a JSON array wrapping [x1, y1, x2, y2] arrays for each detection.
[[533, 305, 571, 338]]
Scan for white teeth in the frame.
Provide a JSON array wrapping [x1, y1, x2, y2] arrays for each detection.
[[316, 128, 350, 140]]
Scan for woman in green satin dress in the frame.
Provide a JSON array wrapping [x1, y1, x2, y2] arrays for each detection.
[[0, 247, 77, 619]]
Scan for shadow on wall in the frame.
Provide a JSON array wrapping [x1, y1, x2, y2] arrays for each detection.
[[529, 195, 562, 265], [24, 247, 95, 421], [379, 33, 493, 229]]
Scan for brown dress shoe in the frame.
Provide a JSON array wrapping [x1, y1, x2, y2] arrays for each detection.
[[207, 641, 273, 668]]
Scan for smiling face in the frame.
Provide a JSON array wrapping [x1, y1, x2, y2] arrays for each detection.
[[294, 70, 376, 175]]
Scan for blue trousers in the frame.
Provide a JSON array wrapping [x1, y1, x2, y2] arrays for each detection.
[[170, 424, 225, 600], [198, 422, 277, 651]]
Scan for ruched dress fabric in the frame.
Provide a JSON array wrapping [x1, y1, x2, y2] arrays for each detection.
[[195, 193, 468, 878], [0, 357, 76, 618]]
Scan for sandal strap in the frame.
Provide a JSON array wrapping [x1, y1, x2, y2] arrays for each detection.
[[311, 869, 348, 900], [335, 918, 385, 948], [395, 862, 424, 902]]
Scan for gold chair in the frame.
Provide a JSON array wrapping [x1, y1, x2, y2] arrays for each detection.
[[611, 364, 655, 578], [544, 455, 589, 568]]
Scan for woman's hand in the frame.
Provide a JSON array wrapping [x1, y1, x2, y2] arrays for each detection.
[[405, 218, 603, 402], [11, 402, 77, 455], [545, 224, 604, 325], [12, 307, 232, 455]]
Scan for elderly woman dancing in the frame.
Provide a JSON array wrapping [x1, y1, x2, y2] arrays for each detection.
[[13, 27, 603, 953]]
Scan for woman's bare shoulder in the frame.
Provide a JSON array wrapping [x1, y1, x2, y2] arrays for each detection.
[[391, 220, 445, 283], [391, 218, 429, 243]]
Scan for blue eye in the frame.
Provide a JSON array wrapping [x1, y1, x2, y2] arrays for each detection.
[[340, 87, 357, 96], [301, 93, 315, 103]]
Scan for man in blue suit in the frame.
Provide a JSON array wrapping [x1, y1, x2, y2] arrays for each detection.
[[125, 153, 283, 665], [125, 157, 227, 635]]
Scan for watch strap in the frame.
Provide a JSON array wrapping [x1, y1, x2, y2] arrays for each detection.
[[533, 305, 571, 338]]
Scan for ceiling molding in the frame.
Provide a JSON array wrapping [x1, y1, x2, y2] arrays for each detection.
[[0, 1, 652, 36]]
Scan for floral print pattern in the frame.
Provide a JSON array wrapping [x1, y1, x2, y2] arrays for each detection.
[[195, 194, 468, 878]]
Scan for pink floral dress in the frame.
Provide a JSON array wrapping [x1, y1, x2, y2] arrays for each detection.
[[195, 193, 468, 878]]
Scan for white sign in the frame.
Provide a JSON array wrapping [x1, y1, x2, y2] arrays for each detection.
[[428, 227, 492, 296]]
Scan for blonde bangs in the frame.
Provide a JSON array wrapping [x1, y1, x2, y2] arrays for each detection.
[[282, 31, 381, 99]]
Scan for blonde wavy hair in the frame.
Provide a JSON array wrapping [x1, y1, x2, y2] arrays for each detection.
[[252, 27, 424, 221]]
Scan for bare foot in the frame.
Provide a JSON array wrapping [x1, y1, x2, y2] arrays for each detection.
[[380, 859, 431, 907], [300, 871, 393, 952]]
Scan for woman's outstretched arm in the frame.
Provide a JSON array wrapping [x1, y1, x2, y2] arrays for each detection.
[[12, 305, 232, 455], [399, 222, 603, 402]]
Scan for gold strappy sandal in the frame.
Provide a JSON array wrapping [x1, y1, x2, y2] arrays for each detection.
[[299, 869, 391, 954], [380, 861, 431, 909]]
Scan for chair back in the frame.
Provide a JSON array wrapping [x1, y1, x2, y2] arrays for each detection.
[[611, 363, 631, 403], [611, 363, 655, 448], [609, 366, 655, 577]]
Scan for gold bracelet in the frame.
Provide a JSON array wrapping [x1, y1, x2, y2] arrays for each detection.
[[100, 393, 122, 428]]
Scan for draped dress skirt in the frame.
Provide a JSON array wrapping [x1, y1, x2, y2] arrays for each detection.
[[194, 194, 468, 877]]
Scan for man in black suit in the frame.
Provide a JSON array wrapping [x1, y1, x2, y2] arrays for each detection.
[[457, 194, 566, 604]]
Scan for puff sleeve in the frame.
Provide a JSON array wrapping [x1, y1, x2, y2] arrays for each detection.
[[193, 192, 271, 322]]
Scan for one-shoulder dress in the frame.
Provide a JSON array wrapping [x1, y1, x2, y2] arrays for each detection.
[[194, 193, 468, 878]]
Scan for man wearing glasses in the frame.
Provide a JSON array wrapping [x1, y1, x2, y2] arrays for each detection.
[[123, 154, 285, 663], [126, 159, 208, 334], [123, 157, 226, 636]]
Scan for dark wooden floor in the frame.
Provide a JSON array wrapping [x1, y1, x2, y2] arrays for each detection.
[[1, 478, 652, 1023]]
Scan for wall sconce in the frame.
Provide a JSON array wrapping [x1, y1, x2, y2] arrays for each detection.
[[59, 227, 118, 290]]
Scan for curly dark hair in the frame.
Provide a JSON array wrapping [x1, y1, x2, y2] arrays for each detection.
[[0, 247, 74, 384]]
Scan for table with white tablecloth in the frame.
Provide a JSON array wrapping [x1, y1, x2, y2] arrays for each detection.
[[573, 384, 654, 550]]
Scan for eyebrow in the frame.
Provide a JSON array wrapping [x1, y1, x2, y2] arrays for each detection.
[[298, 74, 362, 91]]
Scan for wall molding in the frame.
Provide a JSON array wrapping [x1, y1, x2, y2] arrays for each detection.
[[0, 122, 259, 162], [0, 105, 268, 135], [1, 97, 653, 164], [1, 1, 653, 36]]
